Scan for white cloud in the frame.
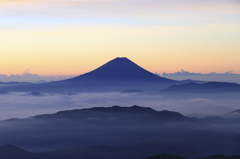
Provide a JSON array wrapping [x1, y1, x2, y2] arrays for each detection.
[[0, 71, 77, 83], [160, 70, 240, 84]]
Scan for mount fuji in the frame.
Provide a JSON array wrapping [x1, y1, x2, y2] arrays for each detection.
[[1, 57, 179, 93]]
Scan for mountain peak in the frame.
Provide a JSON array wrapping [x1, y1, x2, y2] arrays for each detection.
[[70, 57, 173, 83], [116, 57, 127, 59]]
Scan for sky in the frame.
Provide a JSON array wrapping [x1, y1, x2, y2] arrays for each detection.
[[0, 0, 240, 76]]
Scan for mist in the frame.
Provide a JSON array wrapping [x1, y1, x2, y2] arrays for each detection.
[[0, 108, 240, 158], [0, 92, 239, 120], [0, 91, 240, 158]]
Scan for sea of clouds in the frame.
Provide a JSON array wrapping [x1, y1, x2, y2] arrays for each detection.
[[0, 92, 239, 120]]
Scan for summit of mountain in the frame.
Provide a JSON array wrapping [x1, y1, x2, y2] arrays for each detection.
[[1, 57, 178, 92], [65, 57, 174, 83]]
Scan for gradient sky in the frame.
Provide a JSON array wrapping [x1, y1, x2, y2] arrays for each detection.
[[0, 0, 240, 76]]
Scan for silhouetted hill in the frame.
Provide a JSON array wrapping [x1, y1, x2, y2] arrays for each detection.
[[0, 144, 199, 159], [1, 57, 178, 93], [3, 144, 239, 159], [33, 105, 192, 123], [162, 82, 240, 92], [220, 109, 240, 120], [23, 92, 44, 96], [228, 110, 240, 114], [0, 145, 25, 153], [144, 153, 185, 159], [47, 142, 201, 159], [0, 145, 37, 159], [2, 106, 240, 159]]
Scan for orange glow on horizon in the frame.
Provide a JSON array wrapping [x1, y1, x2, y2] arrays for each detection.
[[0, 25, 239, 76]]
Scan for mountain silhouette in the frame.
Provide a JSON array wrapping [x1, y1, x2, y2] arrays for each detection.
[[144, 153, 186, 159], [32, 105, 192, 123], [0, 145, 25, 153], [220, 109, 240, 120], [162, 82, 240, 92], [229, 110, 240, 114], [68, 57, 171, 82], [0, 145, 36, 159], [2, 106, 240, 158], [2, 144, 239, 159], [23, 92, 44, 96], [1, 57, 178, 93]]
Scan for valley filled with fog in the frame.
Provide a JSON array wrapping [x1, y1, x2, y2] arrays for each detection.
[[0, 91, 239, 120]]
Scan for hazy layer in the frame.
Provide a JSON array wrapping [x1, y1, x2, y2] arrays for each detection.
[[0, 92, 239, 120]]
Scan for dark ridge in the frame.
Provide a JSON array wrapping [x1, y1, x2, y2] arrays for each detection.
[[0, 145, 35, 159], [32, 105, 193, 123], [181, 79, 206, 84], [143, 110, 192, 122], [228, 110, 240, 114], [0, 145, 25, 152], [33, 105, 156, 120], [88, 105, 155, 113], [1, 144, 240, 159], [24, 92, 44, 96], [162, 82, 240, 92], [144, 153, 185, 159], [86, 145, 128, 151]]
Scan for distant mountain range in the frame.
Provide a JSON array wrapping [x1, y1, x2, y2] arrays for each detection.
[[0, 57, 180, 93], [145, 154, 240, 159], [1, 57, 240, 93], [24, 105, 193, 124], [5, 105, 240, 126], [162, 82, 240, 92], [1, 105, 240, 158], [11, 106, 236, 126], [0, 144, 240, 159]]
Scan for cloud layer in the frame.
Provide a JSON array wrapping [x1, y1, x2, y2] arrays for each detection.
[[0, 92, 239, 120], [160, 69, 240, 84], [0, 70, 76, 82]]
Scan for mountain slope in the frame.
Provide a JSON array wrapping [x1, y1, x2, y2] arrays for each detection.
[[144, 153, 186, 159], [33, 105, 192, 123], [68, 57, 172, 82], [1, 144, 239, 159], [0, 145, 38, 159], [1, 57, 178, 93]]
